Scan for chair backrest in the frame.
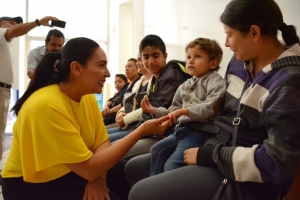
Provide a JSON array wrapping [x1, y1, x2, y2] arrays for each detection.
[[285, 166, 300, 200]]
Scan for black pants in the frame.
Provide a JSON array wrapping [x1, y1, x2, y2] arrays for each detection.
[[104, 113, 117, 125], [125, 153, 224, 200], [107, 159, 131, 200], [2, 160, 129, 200]]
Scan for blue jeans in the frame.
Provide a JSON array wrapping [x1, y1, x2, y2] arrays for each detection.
[[149, 126, 210, 176], [107, 127, 131, 142]]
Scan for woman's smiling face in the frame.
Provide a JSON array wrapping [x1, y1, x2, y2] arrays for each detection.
[[224, 24, 256, 61]]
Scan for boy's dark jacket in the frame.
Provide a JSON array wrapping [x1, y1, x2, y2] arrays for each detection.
[[134, 60, 191, 130]]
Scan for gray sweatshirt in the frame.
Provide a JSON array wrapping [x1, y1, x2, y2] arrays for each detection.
[[155, 71, 226, 126]]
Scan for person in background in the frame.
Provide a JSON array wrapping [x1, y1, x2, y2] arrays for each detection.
[[125, 0, 300, 199], [114, 74, 127, 95], [0, 15, 57, 183], [149, 37, 226, 176], [27, 29, 65, 79], [102, 58, 141, 127], [107, 53, 153, 142], [2, 37, 170, 200]]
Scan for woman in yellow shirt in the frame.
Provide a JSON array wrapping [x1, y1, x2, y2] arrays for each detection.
[[2, 37, 169, 200]]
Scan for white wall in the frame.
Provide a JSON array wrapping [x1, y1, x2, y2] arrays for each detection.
[[143, 0, 229, 76], [119, 3, 133, 73], [107, 0, 135, 101], [132, 0, 144, 56], [11, 37, 26, 92]]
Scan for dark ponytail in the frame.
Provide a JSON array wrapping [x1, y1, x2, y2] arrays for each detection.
[[12, 52, 61, 115], [12, 37, 100, 115], [279, 24, 300, 46], [220, 0, 300, 46]]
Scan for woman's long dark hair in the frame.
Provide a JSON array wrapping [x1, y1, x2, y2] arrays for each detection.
[[12, 37, 100, 115], [220, 0, 299, 46]]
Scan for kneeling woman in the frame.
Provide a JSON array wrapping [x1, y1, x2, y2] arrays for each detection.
[[2, 37, 169, 200]]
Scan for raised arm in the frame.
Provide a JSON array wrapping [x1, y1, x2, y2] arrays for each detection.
[[4, 16, 57, 41]]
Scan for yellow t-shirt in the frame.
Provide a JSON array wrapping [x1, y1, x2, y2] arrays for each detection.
[[2, 84, 108, 183]]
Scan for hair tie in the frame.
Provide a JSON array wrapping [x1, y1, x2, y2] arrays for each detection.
[[53, 59, 60, 72], [278, 23, 287, 32]]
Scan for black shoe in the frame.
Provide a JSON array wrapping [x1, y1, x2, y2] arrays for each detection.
[[0, 174, 2, 185]]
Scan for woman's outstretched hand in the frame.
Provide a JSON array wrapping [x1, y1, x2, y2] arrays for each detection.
[[138, 116, 170, 137]]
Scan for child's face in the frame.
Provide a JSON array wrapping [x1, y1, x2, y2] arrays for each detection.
[[186, 46, 217, 78], [115, 77, 126, 91], [141, 46, 167, 78]]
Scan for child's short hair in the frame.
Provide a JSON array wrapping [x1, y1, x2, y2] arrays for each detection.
[[139, 35, 166, 54], [185, 38, 223, 71], [115, 74, 128, 83]]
